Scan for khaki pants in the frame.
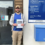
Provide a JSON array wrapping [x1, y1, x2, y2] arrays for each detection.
[[12, 31, 23, 45]]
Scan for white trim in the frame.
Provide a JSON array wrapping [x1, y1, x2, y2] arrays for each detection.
[[28, 20, 45, 22]]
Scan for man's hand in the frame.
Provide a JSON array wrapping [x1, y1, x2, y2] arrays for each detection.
[[21, 24, 24, 26], [12, 23, 18, 26]]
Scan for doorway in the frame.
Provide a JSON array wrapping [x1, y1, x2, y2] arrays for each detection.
[[0, 0, 14, 44]]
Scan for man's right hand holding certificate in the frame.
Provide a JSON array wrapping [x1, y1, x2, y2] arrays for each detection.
[[12, 23, 18, 26]]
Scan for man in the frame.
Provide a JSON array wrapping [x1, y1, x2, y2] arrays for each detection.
[[9, 5, 26, 45]]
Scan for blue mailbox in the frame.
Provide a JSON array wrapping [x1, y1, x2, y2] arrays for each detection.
[[34, 25, 45, 41]]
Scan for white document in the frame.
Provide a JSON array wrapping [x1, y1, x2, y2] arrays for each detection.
[[16, 19, 23, 28], [5, 15, 8, 21]]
